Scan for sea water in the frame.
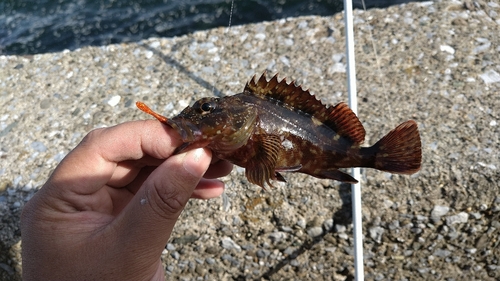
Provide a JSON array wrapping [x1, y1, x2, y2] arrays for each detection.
[[0, 0, 420, 55]]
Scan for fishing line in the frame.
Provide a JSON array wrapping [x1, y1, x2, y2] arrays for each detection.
[[219, 0, 236, 212], [216, 0, 392, 277], [360, 0, 394, 125], [343, 0, 364, 279], [212, 0, 235, 98], [348, 1, 395, 280], [226, 0, 235, 31]]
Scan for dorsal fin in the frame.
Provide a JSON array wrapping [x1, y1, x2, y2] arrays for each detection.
[[244, 72, 365, 144], [325, 102, 365, 144]]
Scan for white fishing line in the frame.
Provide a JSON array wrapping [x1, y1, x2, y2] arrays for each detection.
[[213, 0, 235, 96], [343, 0, 364, 280], [226, 0, 235, 32], [221, 1, 374, 278], [220, 0, 236, 212], [360, 0, 394, 125]]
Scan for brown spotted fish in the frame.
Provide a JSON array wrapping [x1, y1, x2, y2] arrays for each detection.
[[137, 73, 422, 188]]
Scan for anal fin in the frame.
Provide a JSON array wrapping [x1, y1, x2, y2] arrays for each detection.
[[318, 169, 359, 184], [273, 165, 303, 183], [275, 172, 286, 182], [275, 165, 302, 172]]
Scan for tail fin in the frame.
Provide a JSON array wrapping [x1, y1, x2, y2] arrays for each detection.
[[370, 120, 422, 174]]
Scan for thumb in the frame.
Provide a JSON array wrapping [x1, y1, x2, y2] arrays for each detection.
[[114, 147, 212, 259], [145, 147, 212, 220]]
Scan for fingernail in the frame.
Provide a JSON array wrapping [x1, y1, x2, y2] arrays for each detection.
[[183, 148, 205, 177]]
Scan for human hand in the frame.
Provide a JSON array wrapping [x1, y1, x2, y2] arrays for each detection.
[[21, 120, 233, 280]]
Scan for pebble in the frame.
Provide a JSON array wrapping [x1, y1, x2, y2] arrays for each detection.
[[0, 121, 18, 137], [254, 33, 266, 40], [170, 251, 180, 260], [283, 247, 296, 255], [335, 224, 347, 233], [268, 231, 287, 243], [40, 99, 51, 109], [338, 233, 349, 240], [145, 50, 154, 59], [473, 41, 491, 54], [205, 246, 218, 255], [296, 218, 306, 229], [433, 249, 451, 258], [446, 212, 469, 225], [30, 141, 47, 152], [328, 63, 346, 73], [431, 205, 450, 220], [221, 237, 241, 252], [388, 220, 400, 230], [107, 95, 121, 107], [166, 243, 176, 251], [369, 226, 385, 243], [470, 212, 483, 220], [440, 44, 455, 54], [465, 248, 477, 254], [383, 199, 394, 209], [256, 249, 270, 258], [479, 70, 500, 84], [307, 226, 324, 238], [221, 253, 239, 266], [323, 218, 334, 231]]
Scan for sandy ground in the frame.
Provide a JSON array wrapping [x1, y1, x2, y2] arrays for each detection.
[[1, 0, 499, 280]]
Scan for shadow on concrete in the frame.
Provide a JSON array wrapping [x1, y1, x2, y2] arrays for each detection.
[[141, 42, 224, 97], [252, 182, 355, 281]]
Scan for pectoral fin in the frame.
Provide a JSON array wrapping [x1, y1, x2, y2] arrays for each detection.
[[245, 134, 282, 189]]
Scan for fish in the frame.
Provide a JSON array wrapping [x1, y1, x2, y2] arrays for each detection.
[[136, 73, 422, 189]]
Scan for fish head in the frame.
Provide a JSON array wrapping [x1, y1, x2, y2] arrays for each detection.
[[168, 96, 257, 154]]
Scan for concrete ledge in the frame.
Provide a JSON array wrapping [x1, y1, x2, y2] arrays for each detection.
[[1, 1, 500, 279]]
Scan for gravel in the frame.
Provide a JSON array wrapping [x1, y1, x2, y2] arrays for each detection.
[[1, 0, 500, 280]]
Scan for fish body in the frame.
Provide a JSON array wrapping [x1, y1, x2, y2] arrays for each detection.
[[137, 73, 422, 188]]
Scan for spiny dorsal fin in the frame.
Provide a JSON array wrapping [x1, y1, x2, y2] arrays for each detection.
[[244, 72, 365, 144]]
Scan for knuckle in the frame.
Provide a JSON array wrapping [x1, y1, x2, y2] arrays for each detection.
[[149, 183, 189, 219], [80, 127, 105, 145]]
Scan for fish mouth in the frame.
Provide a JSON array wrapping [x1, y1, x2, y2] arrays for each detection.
[[167, 117, 202, 143]]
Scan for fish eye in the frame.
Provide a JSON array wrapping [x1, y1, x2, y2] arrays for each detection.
[[200, 102, 215, 113]]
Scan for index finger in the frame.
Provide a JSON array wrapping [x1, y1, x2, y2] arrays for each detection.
[[49, 120, 182, 196]]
